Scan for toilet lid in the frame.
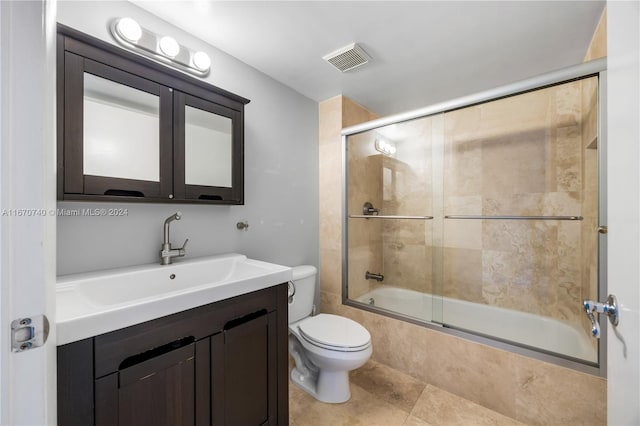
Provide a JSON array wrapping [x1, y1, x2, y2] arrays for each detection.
[[298, 314, 370, 350]]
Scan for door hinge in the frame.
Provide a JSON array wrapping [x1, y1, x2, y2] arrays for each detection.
[[11, 315, 49, 352]]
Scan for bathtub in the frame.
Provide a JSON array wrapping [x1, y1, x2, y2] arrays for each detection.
[[355, 286, 597, 363]]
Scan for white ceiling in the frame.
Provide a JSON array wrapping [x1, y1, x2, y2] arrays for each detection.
[[132, 1, 605, 116]]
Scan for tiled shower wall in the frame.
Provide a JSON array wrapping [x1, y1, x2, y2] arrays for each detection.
[[317, 10, 607, 424]]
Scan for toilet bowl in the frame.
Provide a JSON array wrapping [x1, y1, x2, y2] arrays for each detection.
[[288, 266, 372, 403]]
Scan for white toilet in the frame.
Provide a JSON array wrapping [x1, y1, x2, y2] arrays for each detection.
[[288, 265, 372, 403]]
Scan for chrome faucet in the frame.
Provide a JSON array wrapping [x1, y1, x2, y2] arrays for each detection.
[[160, 211, 188, 265], [365, 271, 384, 282]]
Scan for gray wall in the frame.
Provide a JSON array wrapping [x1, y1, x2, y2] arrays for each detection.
[[57, 1, 319, 275]]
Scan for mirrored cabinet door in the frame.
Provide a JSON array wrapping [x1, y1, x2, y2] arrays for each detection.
[[173, 92, 243, 203], [184, 105, 232, 188], [62, 53, 172, 199], [83, 73, 160, 182]]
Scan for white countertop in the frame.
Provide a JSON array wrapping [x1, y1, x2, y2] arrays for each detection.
[[56, 253, 292, 345]]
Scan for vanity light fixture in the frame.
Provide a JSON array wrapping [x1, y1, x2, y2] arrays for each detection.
[[110, 17, 211, 77], [192, 51, 212, 72], [375, 137, 396, 156], [115, 17, 142, 43], [159, 36, 180, 58]]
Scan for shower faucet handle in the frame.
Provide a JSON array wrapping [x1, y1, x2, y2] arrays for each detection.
[[363, 202, 380, 216], [583, 294, 619, 339]]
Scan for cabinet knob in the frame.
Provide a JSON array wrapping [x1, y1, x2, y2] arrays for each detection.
[[169, 194, 174, 199]]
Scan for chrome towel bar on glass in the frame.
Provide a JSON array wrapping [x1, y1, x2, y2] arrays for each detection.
[[443, 215, 583, 221], [348, 215, 581, 220], [349, 215, 434, 220]]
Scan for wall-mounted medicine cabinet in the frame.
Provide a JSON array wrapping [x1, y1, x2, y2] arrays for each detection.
[[57, 24, 250, 204]]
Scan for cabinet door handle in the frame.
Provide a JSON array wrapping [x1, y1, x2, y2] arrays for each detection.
[[104, 189, 144, 197], [224, 309, 268, 331], [119, 343, 195, 386], [119, 336, 195, 370], [198, 194, 223, 201]]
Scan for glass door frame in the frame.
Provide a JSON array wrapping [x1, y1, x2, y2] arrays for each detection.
[[341, 58, 608, 376]]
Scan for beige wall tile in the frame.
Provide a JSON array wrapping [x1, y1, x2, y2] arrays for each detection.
[[443, 219, 482, 250], [514, 356, 606, 425], [425, 337, 518, 417], [443, 133, 483, 198], [342, 96, 379, 127], [444, 195, 482, 215], [443, 247, 483, 301], [583, 8, 607, 62], [319, 95, 343, 145], [320, 248, 342, 296], [480, 130, 549, 197]]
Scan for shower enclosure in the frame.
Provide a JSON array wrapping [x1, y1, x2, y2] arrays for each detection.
[[342, 59, 606, 372]]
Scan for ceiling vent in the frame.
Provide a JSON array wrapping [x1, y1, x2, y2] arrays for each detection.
[[323, 43, 371, 73]]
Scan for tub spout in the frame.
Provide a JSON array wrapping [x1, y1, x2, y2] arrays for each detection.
[[365, 271, 384, 282]]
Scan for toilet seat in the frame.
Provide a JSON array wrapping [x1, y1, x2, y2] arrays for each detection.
[[298, 314, 371, 352]]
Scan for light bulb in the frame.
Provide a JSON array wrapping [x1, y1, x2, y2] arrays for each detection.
[[116, 17, 142, 43], [192, 51, 211, 71], [159, 36, 180, 58]]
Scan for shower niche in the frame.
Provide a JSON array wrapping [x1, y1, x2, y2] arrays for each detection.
[[343, 72, 604, 370]]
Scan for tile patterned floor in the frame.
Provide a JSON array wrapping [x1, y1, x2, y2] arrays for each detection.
[[289, 359, 526, 426]]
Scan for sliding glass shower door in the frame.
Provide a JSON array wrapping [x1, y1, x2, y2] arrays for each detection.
[[344, 73, 602, 365], [441, 77, 599, 362], [346, 115, 438, 322]]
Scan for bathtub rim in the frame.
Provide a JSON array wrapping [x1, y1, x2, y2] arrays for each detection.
[[343, 296, 602, 377], [354, 286, 597, 363]]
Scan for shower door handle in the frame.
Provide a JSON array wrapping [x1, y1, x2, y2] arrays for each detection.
[[583, 294, 619, 338]]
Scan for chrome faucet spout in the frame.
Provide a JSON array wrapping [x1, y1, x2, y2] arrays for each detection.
[[163, 211, 182, 246], [365, 271, 384, 282], [160, 211, 187, 265]]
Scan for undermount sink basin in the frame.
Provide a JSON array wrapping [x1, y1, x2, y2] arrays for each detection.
[[56, 253, 292, 345]]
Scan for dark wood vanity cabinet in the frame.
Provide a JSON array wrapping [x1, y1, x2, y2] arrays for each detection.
[[57, 24, 248, 204], [57, 284, 289, 426]]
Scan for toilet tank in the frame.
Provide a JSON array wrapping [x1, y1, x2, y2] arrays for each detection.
[[289, 265, 317, 323]]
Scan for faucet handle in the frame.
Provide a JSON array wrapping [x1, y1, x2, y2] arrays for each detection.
[[177, 239, 189, 257]]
